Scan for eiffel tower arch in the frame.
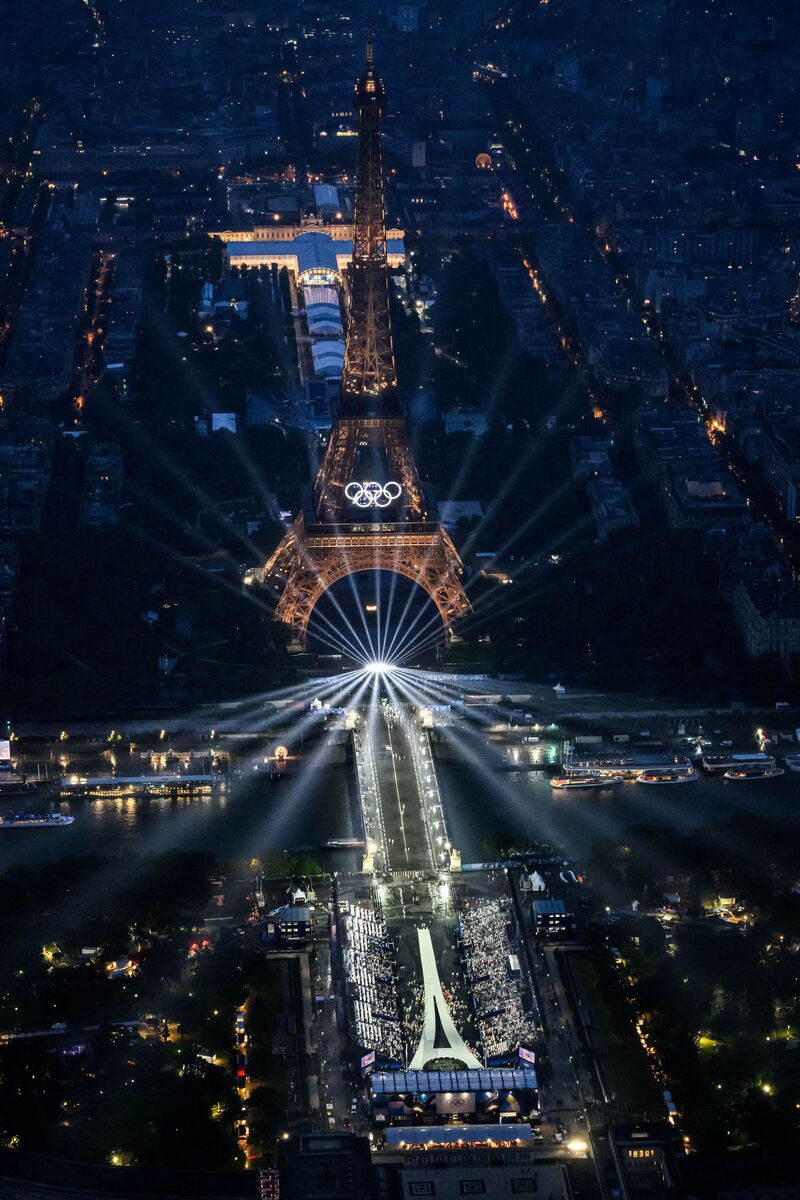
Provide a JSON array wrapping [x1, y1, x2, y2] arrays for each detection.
[[255, 39, 469, 650], [264, 512, 468, 643]]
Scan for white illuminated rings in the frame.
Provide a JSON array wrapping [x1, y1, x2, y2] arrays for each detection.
[[345, 480, 402, 509]]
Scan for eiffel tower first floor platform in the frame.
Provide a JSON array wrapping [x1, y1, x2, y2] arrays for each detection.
[[256, 511, 470, 646]]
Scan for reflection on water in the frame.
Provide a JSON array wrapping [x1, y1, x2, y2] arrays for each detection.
[[0, 761, 359, 873], [2, 730, 797, 876], [437, 758, 800, 864]]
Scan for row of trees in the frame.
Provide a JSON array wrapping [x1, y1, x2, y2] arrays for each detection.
[[586, 816, 800, 1151], [0, 849, 304, 1167]]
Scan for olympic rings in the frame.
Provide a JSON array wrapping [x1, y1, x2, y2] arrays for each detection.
[[344, 480, 402, 508]]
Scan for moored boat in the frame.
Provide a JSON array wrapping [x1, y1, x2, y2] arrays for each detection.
[[0, 775, 53, 801], [563, 753, 694, 780], [550, 774, 623, 790], [637, 769, 697, 785], [723, 765, 784, 781], [702, 752, 775, 774], [783, 753, 800, 773]]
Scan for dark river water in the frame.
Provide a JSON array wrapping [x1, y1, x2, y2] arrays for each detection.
[[437, 758, 800, 864], [1, 729, 798, 875], [0, 750, 361, 875]]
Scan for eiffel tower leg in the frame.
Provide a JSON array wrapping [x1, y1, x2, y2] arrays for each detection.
[[266, 529, 468, 653]]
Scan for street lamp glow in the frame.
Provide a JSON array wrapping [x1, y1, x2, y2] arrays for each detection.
[[566, 1137, 592, 1156], [567, 1137, 589, 1155]]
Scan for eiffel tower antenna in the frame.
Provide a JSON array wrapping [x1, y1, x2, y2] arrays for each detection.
[[339, 27, 396, 415]]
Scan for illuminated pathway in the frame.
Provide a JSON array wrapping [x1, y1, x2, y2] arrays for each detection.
[[355, 692, 480, 1071], [408, 927, 482, 1069], [351, 716, 388, 870], [365, 701, 442, 875]]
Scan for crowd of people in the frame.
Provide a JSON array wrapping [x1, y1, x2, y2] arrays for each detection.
[[459, 898, 538, 1060], [340, 903, 404, 1062]]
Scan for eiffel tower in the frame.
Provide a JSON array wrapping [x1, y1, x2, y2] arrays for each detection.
[[259, 38, 469, 649]]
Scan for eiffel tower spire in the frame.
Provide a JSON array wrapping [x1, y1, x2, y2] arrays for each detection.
[[339, 38, 397, 415]]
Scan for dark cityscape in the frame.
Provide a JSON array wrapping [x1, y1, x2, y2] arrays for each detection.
[[0, 1, 800, 1198]]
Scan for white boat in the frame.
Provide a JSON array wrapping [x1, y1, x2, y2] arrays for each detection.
[[550, 774, 623, 790], [723, 766, 784, 781], [783, 754, 800, 773], [0, 811, 75, 828], [637, 770, 697, 785]]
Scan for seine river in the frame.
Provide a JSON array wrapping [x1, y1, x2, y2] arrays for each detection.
[[438, 760, 800, 864], [1, 736, 798, 874], [0, 753, 362, 874]]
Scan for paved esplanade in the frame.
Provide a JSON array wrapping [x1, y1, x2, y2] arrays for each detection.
[[370, 704, 439, 874], [408, 927, 482, 1069]]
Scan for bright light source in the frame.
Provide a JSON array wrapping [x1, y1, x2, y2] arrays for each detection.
[[366, 660, 393, 674], [567, 1137, 589, 1155]]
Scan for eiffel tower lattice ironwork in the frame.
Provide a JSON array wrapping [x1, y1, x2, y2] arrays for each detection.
[[258, 39, 469, 647]]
